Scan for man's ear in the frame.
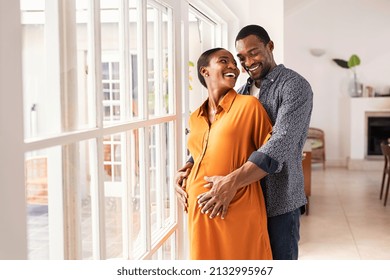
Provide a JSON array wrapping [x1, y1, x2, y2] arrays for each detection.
[[267, 40, 274, 52]]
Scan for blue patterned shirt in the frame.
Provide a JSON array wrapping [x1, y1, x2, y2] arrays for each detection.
[[238, 64, 313, 217]]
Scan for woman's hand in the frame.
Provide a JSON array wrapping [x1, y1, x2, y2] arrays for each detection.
[[197, 162, 267, 219], [175, 163, 193, 213]]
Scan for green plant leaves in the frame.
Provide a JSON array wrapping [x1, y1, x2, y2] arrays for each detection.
[[348, 54, 361, 68], [333, 54, 361, 69], [332, 59, 349, 69]]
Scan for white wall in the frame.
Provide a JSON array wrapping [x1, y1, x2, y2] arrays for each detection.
[[0, 0, 28, 259], [285, 0, 390, 165], [222, 0, 284, 86]]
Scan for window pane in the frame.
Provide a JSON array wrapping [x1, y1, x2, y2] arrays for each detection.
[[21, 0, 96, 140], [21, 0, 182, 261], [103, 130, 145, 259], [103, 132, 124, 258], [163, 122, 175, 226], [146, 3, 173, 117], [188, 9, 218, 111], [79, 139, 97, 260], [129, 128, 144, 259], [151, 232, 176, 260], [21, 1, 47, 139], [149, 122, 175, 244], [111, 62, 120, 79], [103, 134, 123, 182], [76, 0, 96, 131], [25, 151, 49, 259], [129, 0, 139, 118], [25, 139, 97, 260], [102, 62, 109, 80], [101, 0, 121, 126]]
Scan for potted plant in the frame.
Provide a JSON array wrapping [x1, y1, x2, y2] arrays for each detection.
[[333, 54, 362, 97]]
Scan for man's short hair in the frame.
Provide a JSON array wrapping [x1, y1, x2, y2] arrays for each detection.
[[235, 24, 271, 45]]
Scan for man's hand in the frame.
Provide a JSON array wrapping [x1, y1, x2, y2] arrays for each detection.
[[197, 175, 238, 219], [197, 161, 268, 219], [175, 162, 193, 213]]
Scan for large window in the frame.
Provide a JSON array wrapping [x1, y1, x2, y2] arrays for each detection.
[[21, 0, 178, 260], [18, 0, 230, 260]]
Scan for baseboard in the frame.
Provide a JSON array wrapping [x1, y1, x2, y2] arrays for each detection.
[[325, 159, 348, 168], [347, 158, 384, 170]]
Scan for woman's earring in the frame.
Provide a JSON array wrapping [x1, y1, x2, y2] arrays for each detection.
[[205, 74, 209, 77]]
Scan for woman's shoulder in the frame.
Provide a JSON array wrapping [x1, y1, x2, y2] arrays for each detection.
[[189, 108, 200, 119], [234, 94, 269, 121]]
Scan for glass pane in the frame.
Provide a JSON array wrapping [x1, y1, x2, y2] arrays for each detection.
[[111, 62, 120, 79], [25, 150, 49, 259], [25, 139, 96, 260], [76, 0, 95, 131], [163, 122, 175, 226], [103, 130, 144, 259], [101, 0, 121, 126], [103, 134, 123, 182], [149, 125, 157, 238], [129, 128, 144, 259], [161, 11, 172, 115], [21, 0, 96, 140], [149, 122, 175, 244], [102, 62, 109, 79], [129, 0, 139, 119], [104, 196, 123, 258], [146, 4, 173, 117], [79, 139, 96, 260], [103, 133, 124, 259], [188, 9, 217, 111], [21, 1, 47, 139], [151, 233, 175, 260]]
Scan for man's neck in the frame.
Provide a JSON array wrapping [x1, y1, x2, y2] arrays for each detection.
[[253, 63, 277, 88]]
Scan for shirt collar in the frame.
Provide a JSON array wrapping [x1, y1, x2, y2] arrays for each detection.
[[197, 88, 237, 117], [246, 64, 285, 86]]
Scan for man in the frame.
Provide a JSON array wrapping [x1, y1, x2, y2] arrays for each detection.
[[176, 25, 313, 260]]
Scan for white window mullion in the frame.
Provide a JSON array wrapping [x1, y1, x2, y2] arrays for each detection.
[[175, 1, 189, 260], [46, 0, 85, 260], [167, 7, 174, 115], [60, 0, 83, 260], [168, 122, 176, 226], [154, 9, 162, 116], [45, 0, 65, 260], [119, 0, 130, 122], [119, 0, 131, 259], [88, 0, 106, 260], [139, 127, 151, 258], [158, 124, 167, 233], [154, 7, 163, 238], [137, 0, 148, 119], [155, 125, 162, 231], [168, 123, 176, 260], [137, 0, 151, 258]]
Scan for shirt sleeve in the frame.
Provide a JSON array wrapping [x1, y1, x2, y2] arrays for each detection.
[[248, 76, 313, 174], [187, 156, 194, 164]]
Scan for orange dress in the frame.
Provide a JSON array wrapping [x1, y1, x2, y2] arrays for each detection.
[[186, 89, 273, 260]]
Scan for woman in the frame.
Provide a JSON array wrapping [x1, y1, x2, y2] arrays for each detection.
[[185, 48, 273, 260]]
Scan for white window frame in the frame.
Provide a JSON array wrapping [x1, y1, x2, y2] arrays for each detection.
[[4, 0, 237, 260]]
